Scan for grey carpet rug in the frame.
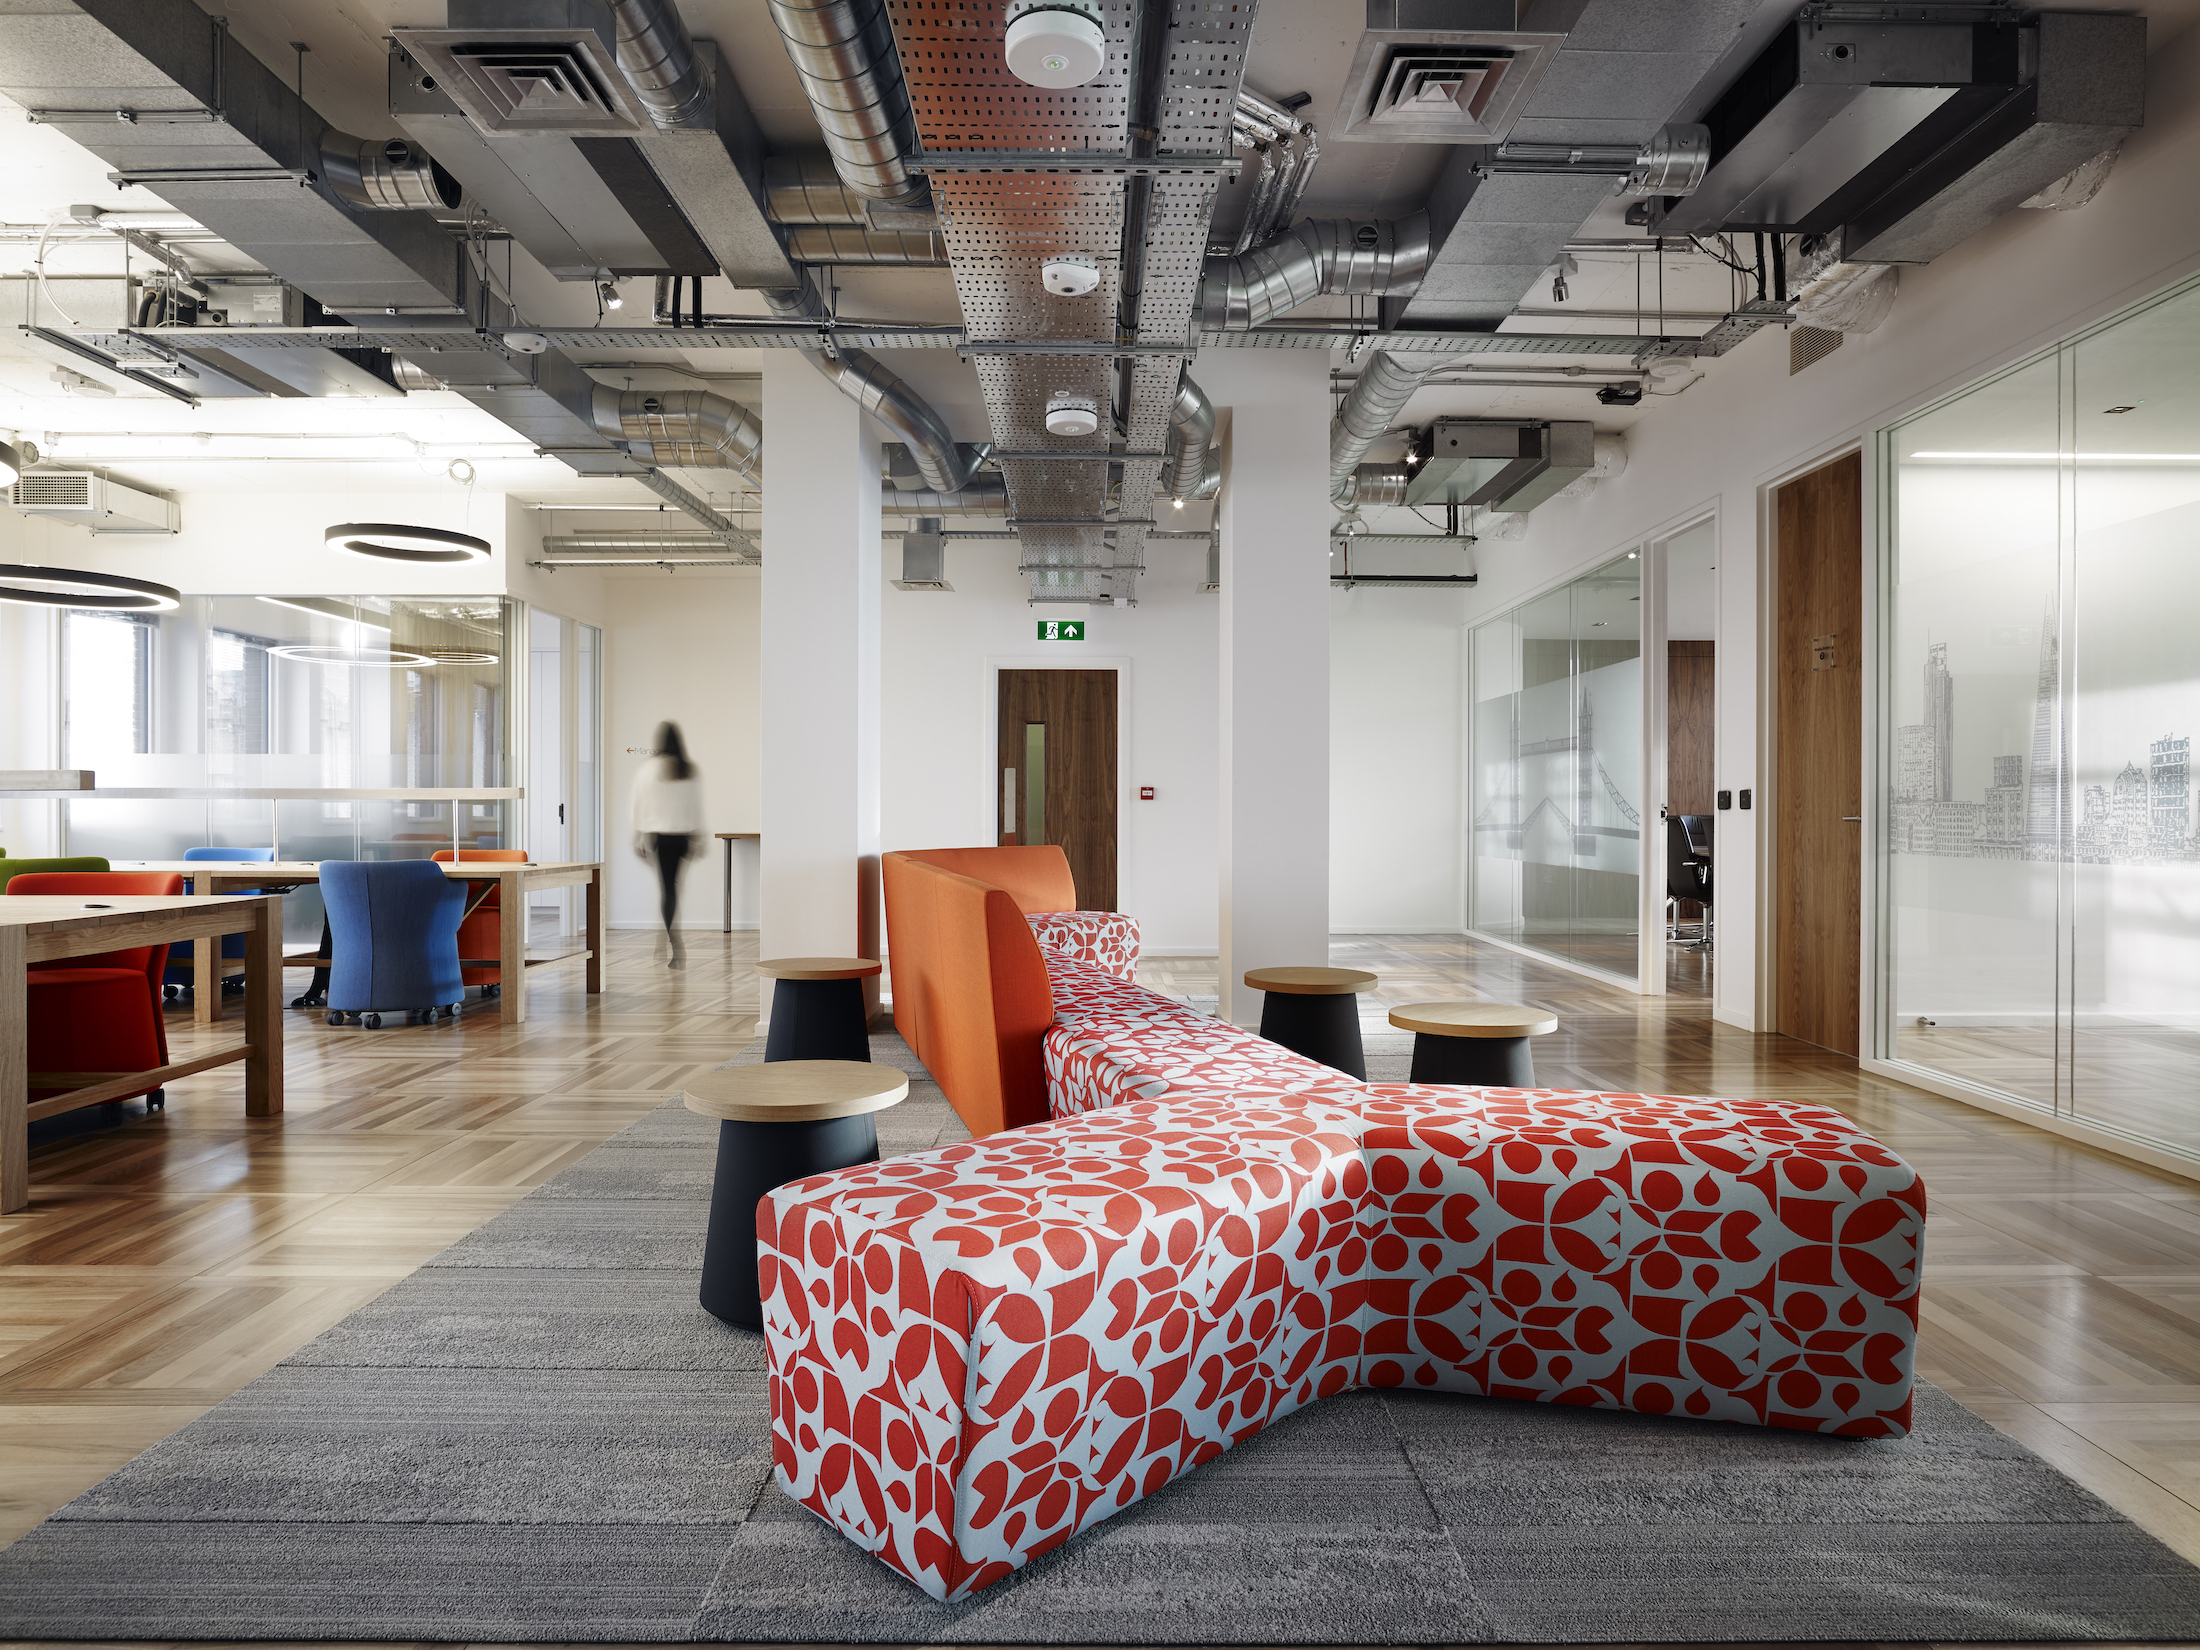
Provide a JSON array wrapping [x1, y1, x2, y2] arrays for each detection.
[[3, 1031, 2199, 1643]]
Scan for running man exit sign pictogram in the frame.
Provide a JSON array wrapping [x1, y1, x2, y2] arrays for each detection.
[[1037, 620, 1085, 640]]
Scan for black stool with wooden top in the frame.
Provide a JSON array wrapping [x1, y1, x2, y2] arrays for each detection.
[[685, 1060, 908, 1328], [1245, 966, 1378, 1079], [758, 957, 880, 1062], [1389, 1001, 1559, 1087]]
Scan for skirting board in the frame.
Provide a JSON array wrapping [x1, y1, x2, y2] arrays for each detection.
[[1861, 1053, 2200, 1186]]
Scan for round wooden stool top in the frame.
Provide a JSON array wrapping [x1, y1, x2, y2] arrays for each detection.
[[1387, 1001, 1558, 1039], [1244, 966, 1378, 996], [683, 1061, 908, 1123], [756, 957, 882, 981]]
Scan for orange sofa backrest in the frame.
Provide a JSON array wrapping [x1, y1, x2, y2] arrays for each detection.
[[883, 848, 1070, 1137]]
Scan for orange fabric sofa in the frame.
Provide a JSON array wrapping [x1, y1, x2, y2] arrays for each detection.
[[880, 847, 1080, 1137]]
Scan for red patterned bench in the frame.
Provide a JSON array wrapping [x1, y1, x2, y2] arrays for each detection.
[[761, 916, 1925, 1602]]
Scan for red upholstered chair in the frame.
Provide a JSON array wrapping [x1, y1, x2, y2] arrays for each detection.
[[4, 871, 185, 1110], [431, 849, 528, 993]]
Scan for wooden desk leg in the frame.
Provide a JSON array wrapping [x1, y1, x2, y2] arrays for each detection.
[[585, 866, 603, 996], [1, 925, 25, 1215], [194, 931, 223, 1025], [244, 896, 283, 1118], [500, 872, 526, 1026]]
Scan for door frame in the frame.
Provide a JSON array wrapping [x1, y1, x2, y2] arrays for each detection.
[[1637, 509, 1721, 998], [984, 654, 1132, 912], [1754, 438, 1876, 1050]]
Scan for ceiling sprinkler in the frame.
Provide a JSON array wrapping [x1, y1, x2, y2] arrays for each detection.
[[1005, 5, 1106, 88]]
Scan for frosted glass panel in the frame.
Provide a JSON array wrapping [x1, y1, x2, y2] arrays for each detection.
[[1880, 272, 2200, 1159], [1469, 553, 1643, 979]]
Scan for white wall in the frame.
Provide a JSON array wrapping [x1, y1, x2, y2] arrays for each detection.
[[879, 530, 1221, 956], [598, 569, 762, 929], [1422, 21, 2200, 1031]]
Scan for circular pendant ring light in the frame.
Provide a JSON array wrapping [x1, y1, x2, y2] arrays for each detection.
[[419, 646, 499, 665], [325, 522, 492, 564], [0, 564, 181, 612], [268, 643, 436, 668]]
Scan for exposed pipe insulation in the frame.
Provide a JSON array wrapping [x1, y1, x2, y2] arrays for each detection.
[[320, 133, 461, 212], [764, 0, 927, 207], [883, 487, 1009, 516], [1328, 353, 1440, 501], [591, 387, 764, 477], [1201, 214, 1429, 332], [608, 0, 714, 130], [763, 283, 986, 492]]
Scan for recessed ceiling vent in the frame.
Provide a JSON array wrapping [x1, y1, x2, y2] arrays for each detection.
[[1333, 2, 1566, 144], [393, 1, 646, 135]]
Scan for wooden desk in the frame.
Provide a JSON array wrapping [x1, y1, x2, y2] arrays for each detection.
[[715, 832, 759, 934], [112, 861, 603, 1028], [1, 892, 282, 1215]]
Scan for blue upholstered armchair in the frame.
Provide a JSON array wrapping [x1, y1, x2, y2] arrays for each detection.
[[320, 860, 467, 1028], [165, 847, 277, 998]]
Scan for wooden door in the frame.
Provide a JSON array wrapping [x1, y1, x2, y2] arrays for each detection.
[[1775, 453, 1863, 1055], [997, 669, 1117, 909], [1667, 640, 1716, 921]]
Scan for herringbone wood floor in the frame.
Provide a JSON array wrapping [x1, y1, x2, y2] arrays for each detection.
[[2, 928, 2198, 1650]]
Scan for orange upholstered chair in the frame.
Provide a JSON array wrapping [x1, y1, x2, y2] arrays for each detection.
[[5, 870, 185, 1107], [431, 848, 527, 990], [881, 847, 1078, 1137]]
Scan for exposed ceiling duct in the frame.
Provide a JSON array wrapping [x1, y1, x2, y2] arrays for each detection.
[[1403, 418, 1594, 513], [1647, 10, 2144, 267], [1162, 377, 1221, 506], [321, 135, 463, 213], [1200, 214, 1430, 332], [1231, 87, 1321, 253], [762, 0, 928, 209], [591, 387, 762, 476], [389, 1, 792, 287], [1330, 352, 1443, 501]]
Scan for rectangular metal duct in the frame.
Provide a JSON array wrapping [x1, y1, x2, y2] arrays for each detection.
[[892, 519, 951, 591], [1840, 12, 2145, 264], [1654, 13, 2026, 237], [1402, 419, 1591, 510], [390, 27, 790, 286], [1333, 0, 1570, 144]]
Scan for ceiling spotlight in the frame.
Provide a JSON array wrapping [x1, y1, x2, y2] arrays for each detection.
[[1042, 254, 1101, 297], [324, 522, 492, 564], [269, 643, 435, 668], [597, 280, 623, 311], [0, 563, 179, 612], [1005, 4, 1106, 88], [1404, 451, 1419, 464], [1044, 392, 1100, 437], [1172, 498, 1184, 509]]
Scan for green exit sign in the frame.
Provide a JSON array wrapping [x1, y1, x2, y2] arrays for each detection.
[[1037, 619, 1086, 641]]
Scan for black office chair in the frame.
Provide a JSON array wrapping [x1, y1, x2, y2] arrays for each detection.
[[1666, 814, 1713, 948]]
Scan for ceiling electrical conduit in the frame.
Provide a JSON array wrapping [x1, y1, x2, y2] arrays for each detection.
[[1328, 352, 1440, 501], [1200, 213, 1430, 332], [763, 0, 927, 207]]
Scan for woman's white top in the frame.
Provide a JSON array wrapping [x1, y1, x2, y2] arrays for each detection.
[[631, 755, 706, 836]]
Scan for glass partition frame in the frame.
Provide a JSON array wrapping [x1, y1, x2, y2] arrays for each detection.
[[1874, 270, 2200, 1164]]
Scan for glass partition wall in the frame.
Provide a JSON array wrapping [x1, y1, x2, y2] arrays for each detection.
[[1880, 273, 2200, 1161], [1468, 552, 1645, 981], [61, 596, 517, 871]]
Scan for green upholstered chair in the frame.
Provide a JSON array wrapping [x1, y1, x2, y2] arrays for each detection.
[[1, 856, 112, 885]]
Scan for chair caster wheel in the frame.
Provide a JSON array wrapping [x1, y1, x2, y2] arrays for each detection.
[[363, 1012, 383, 1029], [327, 1012, 343, 1027], [146, 1090, 165, 1113], [482, 984, 501, 1000]]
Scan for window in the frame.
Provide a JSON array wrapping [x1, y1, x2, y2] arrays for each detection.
[[62, 610, 152, 768], [207, 628, 272, 755]]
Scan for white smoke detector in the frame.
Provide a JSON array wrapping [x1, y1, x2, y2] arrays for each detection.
[[1005, 6, 1106, 89], [1042, 254, 1101, 297], [1044, 392, 1100, 437]]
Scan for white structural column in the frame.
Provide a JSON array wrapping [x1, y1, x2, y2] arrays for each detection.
[[1208, 353, 1335, 1026], [759, 355, 883, 1018]]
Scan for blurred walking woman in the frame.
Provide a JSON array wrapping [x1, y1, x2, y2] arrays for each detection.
[[632, 722, 704, 966]]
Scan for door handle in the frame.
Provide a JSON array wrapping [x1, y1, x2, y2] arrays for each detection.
[[558, 803, 565, 824], [1841, 816, 1862, 822]]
